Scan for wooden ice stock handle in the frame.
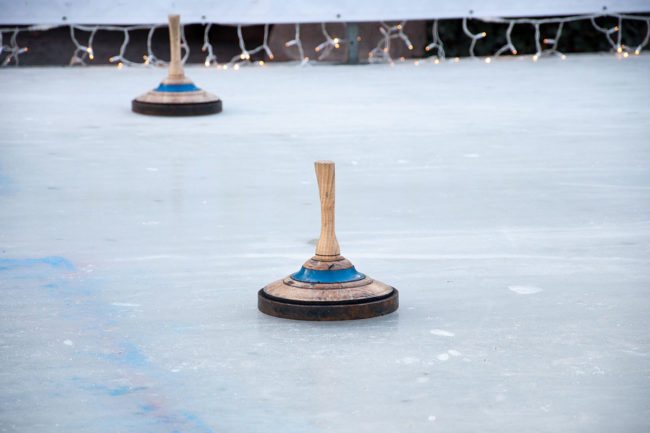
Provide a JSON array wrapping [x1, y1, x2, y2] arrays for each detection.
[[167, 14, 184, 79], [314, 161, 341, 259]]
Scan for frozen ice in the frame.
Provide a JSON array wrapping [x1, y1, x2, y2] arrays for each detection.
[[1, 55, 650, 432], [508, 285, 543, 295], [430, 329, 455, 337]]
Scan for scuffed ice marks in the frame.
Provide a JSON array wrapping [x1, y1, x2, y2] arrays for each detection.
[[436, 350, 462, 362], [0, 255, 219, 433], [429, 329, 455, 337], [508, 285, 543, 295], [397, 356, 421, 365], [101, 341, 150, 368]]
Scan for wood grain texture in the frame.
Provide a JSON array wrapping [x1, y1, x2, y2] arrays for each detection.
[[302, 257, 352, 271], [167, 14, 184, 80], [314, 160, 341, 259], [134, 89, 220, 104], [263, 277, 394, 302]]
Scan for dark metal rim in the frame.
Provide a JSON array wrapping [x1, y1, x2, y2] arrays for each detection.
[[131, 99, 222, 116], [258, 288, 399, 321]]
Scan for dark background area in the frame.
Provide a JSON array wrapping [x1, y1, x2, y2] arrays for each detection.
[[434, 16, 648, 57], [2, 15, 648, 66]]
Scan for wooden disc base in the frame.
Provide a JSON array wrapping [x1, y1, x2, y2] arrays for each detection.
[[131, 99, 222, 116], [258, 288, 399, 321]]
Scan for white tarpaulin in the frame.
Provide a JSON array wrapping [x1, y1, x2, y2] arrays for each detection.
[[3, 0, 650, 25]]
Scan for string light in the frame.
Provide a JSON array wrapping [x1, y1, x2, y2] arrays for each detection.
[[227, 24, 273, 68], [495, 21, 517, 56], [424, 19, 445, 61], [0, 28, 29, 65], [634, 18, 650, 54], [369, 21, 413, 64], [144, 25, 167, 66], [284, 24, 309, 65], [69, 26, 97, 65], [108, 28, 134, 66], [314, 23, 344, 60], [482, 14, 649, 60], [591, 16, 620, 52], [462, 18, 487, 58], [202, 23, 217, 67], [1, 13, 649, 67]]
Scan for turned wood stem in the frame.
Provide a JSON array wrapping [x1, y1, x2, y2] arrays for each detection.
[[314, 161, 341, 259], [167, 14, 184, 80]]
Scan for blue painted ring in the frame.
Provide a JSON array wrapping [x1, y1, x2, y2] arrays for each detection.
[[290, 266, 366, 284], [155, 83, 201, 92]]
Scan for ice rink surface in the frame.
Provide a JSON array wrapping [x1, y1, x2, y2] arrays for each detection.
[[1, 54, 649, 432]]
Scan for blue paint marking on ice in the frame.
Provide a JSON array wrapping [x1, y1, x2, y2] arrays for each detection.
[[71, 378, 147, 397], [101, 341, 149, 368], [139, 404, 156, 413], [119, 341, 149, 368], [98, 384, 146, 397], [2, 258, 222, 431], [0, 169, 12, 193], [0, 256, 75, 272], [108, 385, 147, 396], [183, 411, 217, 433], [109, 386, 132, 396]]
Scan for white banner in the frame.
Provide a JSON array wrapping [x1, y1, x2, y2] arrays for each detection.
[[3, 0, 649, 25]]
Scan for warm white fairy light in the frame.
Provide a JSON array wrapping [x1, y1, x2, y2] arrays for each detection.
[[314, 23, 344, 60], [591, 16, 620, 52], [1, 13, 649, 68], [494, 22, 514, 56], [368, 21, 413, 64], [202, 23, 217, 67], [284, 24, 309, 65], [462, 17, 488, 58], [0, 28, 29, 65], [633, 18, 650, 54], [483, 14, 649, 61], [143, 25, 168, 66], [108, 28, 134, 66], [227, 24, 273, 68], [425, 19, 445, 61], [616, 16, 623, 51]]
